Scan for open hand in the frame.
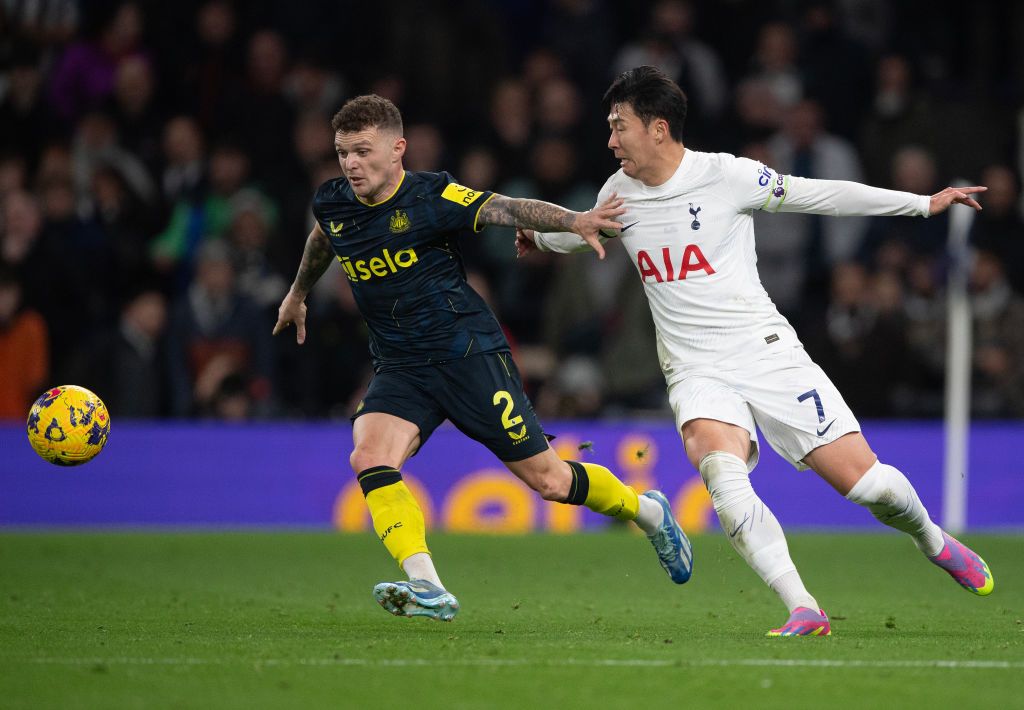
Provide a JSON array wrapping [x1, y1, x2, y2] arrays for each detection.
[[571, 193, 625, 259]]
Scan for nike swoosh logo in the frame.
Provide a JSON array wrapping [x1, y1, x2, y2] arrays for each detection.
[[817, 419, 837, 437], [620, 221, 640, 233], [729, 514, 750, 538]]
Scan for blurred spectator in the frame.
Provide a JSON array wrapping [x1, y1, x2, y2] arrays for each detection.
[[89, 163, 155, 294], [158, 115, 205, 204], [745, 22, 803, 110], [1, 189, 47, 307], [0, 265, 48, 419], [859, 146, 947, 267], [215, 29, 295, 195], [612, 1, 727, 144], [898, 256, 947, 416], [483, 79, 532, 183], [225, 189, 287, 310], [860, 55, 937, 187], [403, 123, 445, 173], [1, 0, 78, 49], [727, 77, 785, 152], [277, 268, 372, 418], [208, 371, 254, 420], [71, 111, 156, 206], [496, 138, 596, 342], [803, 262, 908, 416], [798, 1, 872, 142], [0, 46, 56, 166], [542, 242, 664, 414], [284, 55, 345, 116], [47, 2, 147, 123], [176, 0, 243, 130], [535, 354, 606, 419], [108, 55, 163, 168], [970, 250, 1024, 417], [35, 177, 113, 379], [0, 153, 28, 196], [291, 110, 335, 175], [151, 140, 262, 279], [970, 164, 1024, 293], [167, 240, 272, 417], [767, 100, 867, 300], [69, 288, 168, 418], [540, 0, 615, 104], [35, 142, 74, 185]]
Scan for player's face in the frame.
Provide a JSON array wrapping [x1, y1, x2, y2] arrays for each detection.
[[335, 125, 406, 202], [607, 102, 660, 180]]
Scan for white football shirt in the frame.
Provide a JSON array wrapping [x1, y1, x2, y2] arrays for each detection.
[[534, 150, 930, 383]]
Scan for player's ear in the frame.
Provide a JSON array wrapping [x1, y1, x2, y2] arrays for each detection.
[[393, 136, 407, 163], [653, 118, 667, 143]]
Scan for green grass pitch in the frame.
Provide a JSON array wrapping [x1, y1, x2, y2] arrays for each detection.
[[1, 531, 1022, 709]]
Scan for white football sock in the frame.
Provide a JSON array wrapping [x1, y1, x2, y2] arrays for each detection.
[[402, 552, 444, 589], [635, 494, 666, 535], [771, 570, 819, 613], [700, 451, 817, 611], [845, 460, 944, 557]]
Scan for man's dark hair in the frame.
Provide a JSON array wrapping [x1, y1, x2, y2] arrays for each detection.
[[603, 66, 687, 142], [331, 94, 404, 135]]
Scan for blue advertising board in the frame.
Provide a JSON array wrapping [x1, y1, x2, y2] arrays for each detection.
[[1, 421, 1021, 531]]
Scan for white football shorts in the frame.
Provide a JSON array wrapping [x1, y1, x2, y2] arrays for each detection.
[[666, 345, 860, 471]]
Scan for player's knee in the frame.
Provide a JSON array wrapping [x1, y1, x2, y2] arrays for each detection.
[[529, 461, 572, 501], [350, 447, 387, 475], [699, 451, 754, 512], [532, 469, 571, 501], [845, 460, 917, 515]]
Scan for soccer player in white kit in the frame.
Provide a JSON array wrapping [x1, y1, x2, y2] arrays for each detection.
[[517, 66, 994, 636]]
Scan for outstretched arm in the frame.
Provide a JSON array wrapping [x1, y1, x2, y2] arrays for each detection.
[[770, 176, 986, 218], [478, 194, 624, 259], [273, 224, 334, 344]]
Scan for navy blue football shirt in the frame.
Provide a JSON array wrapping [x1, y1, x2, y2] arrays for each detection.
[[312, 170, 509, 371]]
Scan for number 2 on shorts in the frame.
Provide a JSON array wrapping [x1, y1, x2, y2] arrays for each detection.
[[493, 390, 528, 441]]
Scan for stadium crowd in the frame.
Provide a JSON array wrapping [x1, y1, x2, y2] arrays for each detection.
[[1, 0, 1023, 421]]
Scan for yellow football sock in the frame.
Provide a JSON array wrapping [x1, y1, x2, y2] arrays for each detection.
[[566, 460, 640, 521], [359, 467, 429, 566]]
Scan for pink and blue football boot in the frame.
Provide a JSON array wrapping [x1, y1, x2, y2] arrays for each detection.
[[928, 532, 994, 596], [766, 607, 831, 637]]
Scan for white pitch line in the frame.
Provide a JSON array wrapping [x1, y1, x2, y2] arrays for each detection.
[[15, 657, 1024, 670]]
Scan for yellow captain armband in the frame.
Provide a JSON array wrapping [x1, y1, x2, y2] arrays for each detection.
[[441, 182, 485, 206]]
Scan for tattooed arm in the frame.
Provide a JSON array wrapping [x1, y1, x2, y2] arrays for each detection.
[[273, 224, 334, 344], [477, 194, 624, 259]]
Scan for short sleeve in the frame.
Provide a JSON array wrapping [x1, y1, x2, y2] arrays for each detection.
[[432, 172, 495, 233], [722, 155, 791, 212], [310, 180, 331, 224]]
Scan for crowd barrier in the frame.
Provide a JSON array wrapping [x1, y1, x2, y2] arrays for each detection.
[[2, 421, 1021, 530]]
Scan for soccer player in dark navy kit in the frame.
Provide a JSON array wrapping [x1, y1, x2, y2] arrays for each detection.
[[274, 95, 692, 621]]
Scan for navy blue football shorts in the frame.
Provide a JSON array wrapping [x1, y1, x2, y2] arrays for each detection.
[[352, 351, 549, 462]]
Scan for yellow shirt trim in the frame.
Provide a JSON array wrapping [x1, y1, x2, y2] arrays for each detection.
[[356, 171, 406, 207], [472, 194, 496, 232]]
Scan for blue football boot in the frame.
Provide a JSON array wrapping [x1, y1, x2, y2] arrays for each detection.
[[643, 490, 693, 584], [373, 579, 460, 622]]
